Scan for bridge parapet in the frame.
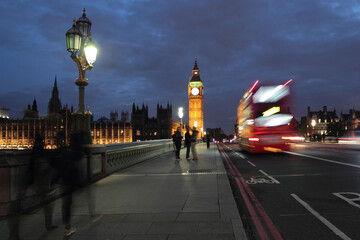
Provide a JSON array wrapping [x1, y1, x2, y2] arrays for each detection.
[[0, 140, 173, 216]]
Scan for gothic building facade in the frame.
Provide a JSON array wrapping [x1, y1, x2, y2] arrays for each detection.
[[0, 79, 71, 149], [0, 77, 132, 149], [91, 111, 132, 144], [305, 106, 339, 137], [340, 109, 360, 132], [131, 103, 173, 141]]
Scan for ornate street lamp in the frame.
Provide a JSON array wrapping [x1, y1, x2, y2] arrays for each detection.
[[65, 8, 97, 143], [178, 107, 184, 137]]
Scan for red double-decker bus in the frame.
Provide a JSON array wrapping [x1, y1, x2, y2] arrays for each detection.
[[236, 79, 303, 153]]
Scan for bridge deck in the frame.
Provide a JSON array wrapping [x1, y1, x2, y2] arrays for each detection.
[[1, 143, 246, 240]]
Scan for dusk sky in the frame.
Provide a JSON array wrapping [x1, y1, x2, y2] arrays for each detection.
[[0, 1, 359, 134]]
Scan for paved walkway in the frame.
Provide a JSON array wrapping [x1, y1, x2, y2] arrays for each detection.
[[1, 143, 247, 240]]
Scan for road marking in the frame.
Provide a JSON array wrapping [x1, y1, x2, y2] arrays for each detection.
[[223, 144, 247, 159], [291, 194, 351, 240], [246, 177, 275, 184], [218, 144, 283, 240], [235, 152, 247, 159], [284, 151, 360, 169], [333, 192, 360, 209], [218, 145, 270, 239], [247, 160, 256, 167], [259, 170, 280, 184]]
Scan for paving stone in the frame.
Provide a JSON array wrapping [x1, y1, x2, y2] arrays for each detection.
[[123, 213, 177, 222], [86, 221, 152, 235], [198, 221, 233, 234], [147, 222, 199, 234], [176, 212, 220, 222], [168, 234, 235, 240], [122, 235, 168, 240]]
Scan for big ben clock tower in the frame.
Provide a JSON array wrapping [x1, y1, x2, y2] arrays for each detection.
[[188, 57, 204, 138]]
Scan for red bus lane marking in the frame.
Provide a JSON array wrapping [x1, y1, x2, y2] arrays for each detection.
[[219, 146, 270, 240], [219, 145, 283, 240]]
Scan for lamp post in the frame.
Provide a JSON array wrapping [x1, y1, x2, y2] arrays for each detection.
[[200, 127, 203, 141], [178, 107, 184, 137], [311, 119, 316, 141], [65, 8, 97, 143]]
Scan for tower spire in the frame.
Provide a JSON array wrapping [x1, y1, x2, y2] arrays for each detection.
[[190, 56, 201, 82], [48, 76, 62, 114], [193, 56, 199, 70]]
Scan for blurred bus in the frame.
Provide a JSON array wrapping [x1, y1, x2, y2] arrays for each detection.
[[236, 79, 303, 153]]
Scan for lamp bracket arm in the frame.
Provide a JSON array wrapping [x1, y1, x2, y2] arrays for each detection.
[[71, 54, 88, 79]]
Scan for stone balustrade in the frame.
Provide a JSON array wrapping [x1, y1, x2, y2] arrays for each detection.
[[0, 140, 173, 216]]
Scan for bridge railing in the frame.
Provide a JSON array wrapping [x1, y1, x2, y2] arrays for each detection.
[[0, 140, 173, 216]]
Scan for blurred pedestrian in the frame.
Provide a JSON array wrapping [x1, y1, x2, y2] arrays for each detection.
[[171, 131, 176, 152], [29, 134, 58, 231], [206, 134, 210, 149], [190, 126, 199, 160], [7, 134, 58, 240], [50, 132, 85, 237], [172, 127, 182, 160], [184, 126, 191, 160]]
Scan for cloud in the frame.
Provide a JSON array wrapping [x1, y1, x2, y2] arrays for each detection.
[[0, 0, 360, 134]]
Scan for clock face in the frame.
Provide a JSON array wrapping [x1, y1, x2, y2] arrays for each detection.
[[191, 87, 200, 96]]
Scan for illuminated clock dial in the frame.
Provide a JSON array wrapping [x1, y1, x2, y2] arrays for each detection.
[[191, 87, 200, 96]]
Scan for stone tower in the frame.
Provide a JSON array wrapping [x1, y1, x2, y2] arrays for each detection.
[[188, 57, 204, 138], [48, 76, 62, 115], [157, 103, 172, 139]]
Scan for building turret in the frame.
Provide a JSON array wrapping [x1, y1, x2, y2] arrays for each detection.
[[48, 76, 62, 115]]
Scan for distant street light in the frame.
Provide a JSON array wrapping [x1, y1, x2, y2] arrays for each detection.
[[178, 107, 184, 137], [65, 8, 97, 143], [311, 119, 316, 142], [311, 119, 316, 128], [200, 127, 203, 140], [194, 121, 198, 128]]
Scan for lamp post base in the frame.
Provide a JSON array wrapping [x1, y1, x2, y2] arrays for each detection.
[[71, 112, 92, 144]]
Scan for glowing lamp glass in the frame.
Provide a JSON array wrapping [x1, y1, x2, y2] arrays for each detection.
[[84, 44, 97, 65], [66, 23, 82, 53], [178, 107, 184, 118]]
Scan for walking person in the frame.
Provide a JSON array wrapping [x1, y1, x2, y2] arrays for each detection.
[[185, 126, 191, 160], [206, 134, 210, 149], [172, 127, 182, 160], [171, 131, 177, 152], [7, 134, 58, 240], [190, 126, 199, 160], [29, 135, 58, 231], [50, 132, 84, 237]]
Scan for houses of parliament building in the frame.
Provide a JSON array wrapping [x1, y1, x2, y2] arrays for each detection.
[[0, 77, 175, 149]]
